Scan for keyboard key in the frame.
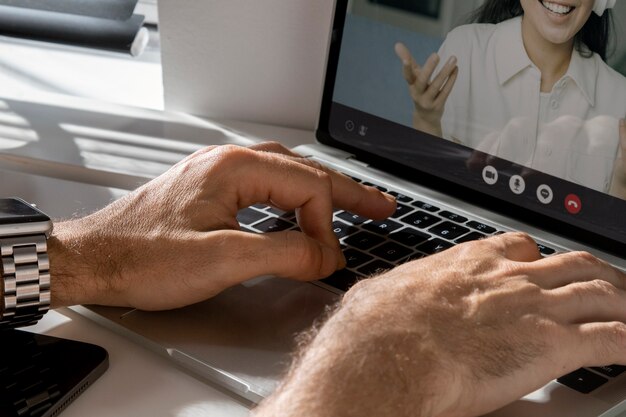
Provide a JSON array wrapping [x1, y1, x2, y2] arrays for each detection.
[[455, 231, 485, 244], [336, 211, 367, 225], [321, 269, 360, 292], [253, 218, 293, 233], [357, 260, 394, 276], [557, 368, 608, 394], [391, 203, 414, 219], [416, 238, 454, 255], [466, 221, 497, 234], [349, 176, 362, 183], [429, 222, 470, 241], [363, 219, 403, 235], [362, 182, 388, 192], [389, 227, 430, 247], [343, 248, 374, 269], [388, 191, 413, 203], [345, 231, 386, 250], [591, 365, 626, 378], [281, 212, 297, 221], [412, 201, 439, 212], [237, 207, 268, 226], [439, 211, 468, 224], [267, 206, 287, 216], [537, 244, 556, 256], [332, 221, 358, 239], [401, 211, 441, 229], [371, 242, 413, 262]]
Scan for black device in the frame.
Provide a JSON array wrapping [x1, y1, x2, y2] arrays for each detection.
[[0, 330, 108, 417]]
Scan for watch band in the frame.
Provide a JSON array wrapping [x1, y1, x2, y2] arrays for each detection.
[[0, 234, 51, 328]]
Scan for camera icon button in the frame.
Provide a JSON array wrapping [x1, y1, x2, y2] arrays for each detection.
[[482, 166, 498, 185]]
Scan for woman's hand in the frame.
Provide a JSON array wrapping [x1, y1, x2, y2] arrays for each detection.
[[394, 42, 458, 137], [48, 142, 396, 311], [610, 119, 626, 198]]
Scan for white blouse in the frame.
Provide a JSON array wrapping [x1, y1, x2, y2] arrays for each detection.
[[437, 16, 626, 193]]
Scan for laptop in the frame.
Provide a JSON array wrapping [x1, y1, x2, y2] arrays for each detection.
[[75, 0, 626, 415]]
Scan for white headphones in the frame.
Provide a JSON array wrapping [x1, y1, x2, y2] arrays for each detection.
[[593, 0, 616, 15]]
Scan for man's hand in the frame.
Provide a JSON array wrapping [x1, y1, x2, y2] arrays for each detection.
[[610, 118, 626, 199], [394, 42, 458, 137], [254, 233, 626, 417], [48, 142, 396, 310]]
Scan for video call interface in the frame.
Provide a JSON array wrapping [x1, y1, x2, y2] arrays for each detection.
[[329, 0, 626, 242]]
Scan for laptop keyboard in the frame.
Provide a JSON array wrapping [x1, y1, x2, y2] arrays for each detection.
[[236, 172, 617, 395]]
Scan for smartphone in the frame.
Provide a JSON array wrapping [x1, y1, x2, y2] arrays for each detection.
[[0, 330, 109, 417]]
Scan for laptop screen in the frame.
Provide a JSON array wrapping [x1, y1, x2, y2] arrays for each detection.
[[321, 0, 626, 249]]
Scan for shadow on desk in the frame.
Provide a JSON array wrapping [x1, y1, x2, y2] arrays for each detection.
[[0, 96, 257, 190]]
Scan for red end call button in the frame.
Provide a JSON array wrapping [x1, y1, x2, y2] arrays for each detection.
[[565, 194, 582, 214]]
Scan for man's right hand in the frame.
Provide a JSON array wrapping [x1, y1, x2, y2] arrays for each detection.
[[47, 142, 396, 311], [255, 233, 626, 417], [394, 42, 458, 137]]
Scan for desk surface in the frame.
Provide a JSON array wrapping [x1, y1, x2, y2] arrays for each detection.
[[27, 309, 251, 417]]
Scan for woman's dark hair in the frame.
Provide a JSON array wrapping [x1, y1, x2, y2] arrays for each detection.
[[469, 0, 613, 61]]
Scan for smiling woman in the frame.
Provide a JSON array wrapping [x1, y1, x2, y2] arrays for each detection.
[[395, 0, 626, 199]]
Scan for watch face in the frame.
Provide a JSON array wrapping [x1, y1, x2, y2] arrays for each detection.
[[0, 198, 49, 225]]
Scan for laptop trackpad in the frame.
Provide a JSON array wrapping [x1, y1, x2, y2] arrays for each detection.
[[118, 277, 339, 398]]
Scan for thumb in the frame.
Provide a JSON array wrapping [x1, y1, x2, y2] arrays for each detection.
[[221, 230, 345, 285]]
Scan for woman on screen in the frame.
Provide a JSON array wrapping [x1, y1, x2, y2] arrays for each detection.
[[396, 0, 626, 198]]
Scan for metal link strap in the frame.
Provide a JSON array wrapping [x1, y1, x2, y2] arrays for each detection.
[[0, 234, 50, 328]]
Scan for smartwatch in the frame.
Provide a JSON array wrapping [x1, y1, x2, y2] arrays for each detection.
[[0, 198, 53, 329]]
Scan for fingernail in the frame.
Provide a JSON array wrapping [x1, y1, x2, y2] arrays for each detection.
[[447, 56, 457, 66], [402, 59, 410, 66]]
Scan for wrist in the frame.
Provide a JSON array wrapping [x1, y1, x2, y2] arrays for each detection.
[[48, 219, 103, 308], [256, 291, 448, 417], [412, 111, 443, 137]]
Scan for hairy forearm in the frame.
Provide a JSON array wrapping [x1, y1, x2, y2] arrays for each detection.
[[252, 292, 446, 417], [47, 220, 94, 308], [47, 217, 124, 309]]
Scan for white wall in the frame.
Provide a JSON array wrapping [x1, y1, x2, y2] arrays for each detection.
[[158, 0, 335, 130]]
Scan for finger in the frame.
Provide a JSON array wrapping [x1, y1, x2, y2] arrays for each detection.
[[525, 251, 626, 290], [282, 156, 396, 220], [218, 230, 343, 284], [394, 43, 418, 85], [415, 53, 440, 94], [568, 322, 626, 368], [424, 56, 457, 101], [229, 149, 341, 253], [487, 232, 542, 262], [544, 280, 626, 324], [433, 65, 458, 109], [244, 148, 396, 220]]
